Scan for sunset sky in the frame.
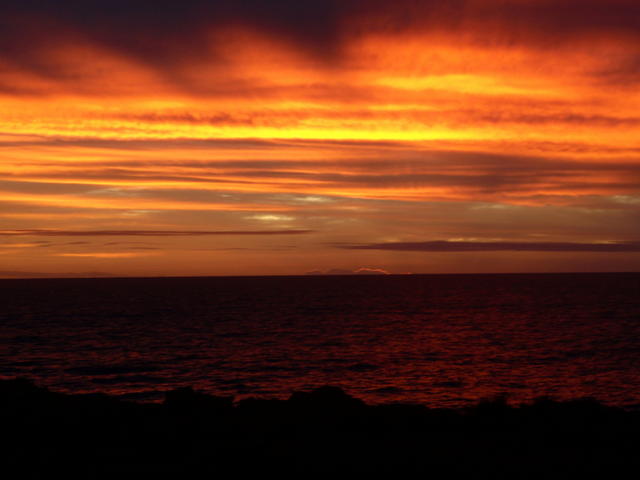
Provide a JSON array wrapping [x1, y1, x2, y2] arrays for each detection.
[[1, 0, 639, 277]]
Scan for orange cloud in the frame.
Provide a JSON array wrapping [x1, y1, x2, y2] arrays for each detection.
[[1, 1, 639, 276]]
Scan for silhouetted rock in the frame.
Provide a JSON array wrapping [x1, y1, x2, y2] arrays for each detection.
[[288, 386, 366, 410], [164, 386, 233, 414], [0, 376, 41, 396]]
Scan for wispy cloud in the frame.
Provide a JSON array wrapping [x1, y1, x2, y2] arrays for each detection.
[[3, 143, 640, 207]]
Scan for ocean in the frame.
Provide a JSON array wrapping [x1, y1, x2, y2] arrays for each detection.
[[1, 273, 639, 409]]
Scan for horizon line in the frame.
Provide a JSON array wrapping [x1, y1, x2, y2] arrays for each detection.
[[1, 271, 639, 281]]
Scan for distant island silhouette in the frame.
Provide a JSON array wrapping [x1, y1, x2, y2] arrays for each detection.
[[4, 378, 639, 477]]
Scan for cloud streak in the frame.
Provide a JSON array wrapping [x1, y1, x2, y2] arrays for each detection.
[[3, 142, 638, 207], [0, 229, 314, 237], [341, 240, 640, 253]]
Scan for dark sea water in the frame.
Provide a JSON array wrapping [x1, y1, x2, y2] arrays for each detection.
[[1, 273, 639, 409]]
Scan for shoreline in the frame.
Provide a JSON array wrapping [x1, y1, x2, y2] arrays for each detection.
[[4, 377, 639, 476]]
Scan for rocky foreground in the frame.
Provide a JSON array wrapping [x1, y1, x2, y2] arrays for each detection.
[[3, 378, 639, 478]]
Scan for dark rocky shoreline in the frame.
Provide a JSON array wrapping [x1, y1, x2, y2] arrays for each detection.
[[4, 378, 639, 478]]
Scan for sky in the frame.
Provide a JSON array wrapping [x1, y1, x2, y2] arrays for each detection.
[[1, 0, 639, 277]]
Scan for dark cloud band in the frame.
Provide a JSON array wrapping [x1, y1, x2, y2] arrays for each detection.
[[341, 240, 640, 253], [2, 0, 639, 84]]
